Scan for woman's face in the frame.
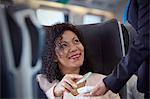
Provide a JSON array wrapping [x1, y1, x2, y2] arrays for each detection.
[[55, 30, 84, 72]]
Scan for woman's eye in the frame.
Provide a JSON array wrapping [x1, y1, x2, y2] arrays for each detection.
[[74, 39, 80, 43], [60, 43, 68, 48]]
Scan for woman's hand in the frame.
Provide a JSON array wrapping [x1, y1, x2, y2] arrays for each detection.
[[54, 74, 83, 97]]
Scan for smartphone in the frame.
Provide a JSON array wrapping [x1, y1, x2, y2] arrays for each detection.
[[76, 72, 92, 85], [71, 72, 92, 96]]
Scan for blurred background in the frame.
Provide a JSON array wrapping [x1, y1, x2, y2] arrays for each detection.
[[0, 0, 132, 99], [34, 0, 128, 25], [1, 0, 129, 25]]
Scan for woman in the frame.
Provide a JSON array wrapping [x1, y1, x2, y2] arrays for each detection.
[[37, 23, 120, 99]]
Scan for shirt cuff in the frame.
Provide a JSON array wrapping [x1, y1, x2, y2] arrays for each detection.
[[46, 83, 62, 99]]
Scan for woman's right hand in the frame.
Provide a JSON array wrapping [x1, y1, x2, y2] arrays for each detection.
[[54, 74, 83, 97]]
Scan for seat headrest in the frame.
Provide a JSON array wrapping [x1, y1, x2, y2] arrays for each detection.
[[77, 19, 126, 75], [5, 4, 23, 68], [5, 4, 45, 67]]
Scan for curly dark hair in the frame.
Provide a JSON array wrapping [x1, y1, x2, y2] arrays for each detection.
[[42, 23, 93, 83]]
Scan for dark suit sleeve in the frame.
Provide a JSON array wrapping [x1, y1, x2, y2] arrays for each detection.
[[103, 0, 149, 93]]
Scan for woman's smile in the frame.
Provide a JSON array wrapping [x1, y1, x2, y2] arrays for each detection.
[[68, 52, 81, 60]]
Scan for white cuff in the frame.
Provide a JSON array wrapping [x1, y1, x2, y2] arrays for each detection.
[[46, 83, 62, 99]]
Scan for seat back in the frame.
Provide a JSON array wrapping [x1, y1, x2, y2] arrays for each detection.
[[0, 4, 45, 99], [77, 19, 129, 98], [77, 19, 128, 74]]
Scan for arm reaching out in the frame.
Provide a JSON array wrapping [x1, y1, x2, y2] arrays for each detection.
[[84, 76, 108, 96], [37, 74, 83, 98]]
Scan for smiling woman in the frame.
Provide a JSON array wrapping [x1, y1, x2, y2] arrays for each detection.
[[42, 23, 90, 82], [55, 30, 85, 74], [37, 23, 120, 99]]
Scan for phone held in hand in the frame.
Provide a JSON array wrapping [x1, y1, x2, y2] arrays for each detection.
[[71, 72, 92, 96]]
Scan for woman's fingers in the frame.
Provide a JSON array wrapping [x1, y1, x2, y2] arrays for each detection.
[[55, 74, 83, 95], [61, 74, 83, 92], [61, 81, 74, 92], [63, 78, 77, 88], [64, 74, 83, 88]]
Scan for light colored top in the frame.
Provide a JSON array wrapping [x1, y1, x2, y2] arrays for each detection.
[[127, 75, 144, 99], [37, 73, 120, 99]]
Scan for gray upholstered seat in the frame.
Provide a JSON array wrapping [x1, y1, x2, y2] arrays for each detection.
[[77, 19, 129, 98]]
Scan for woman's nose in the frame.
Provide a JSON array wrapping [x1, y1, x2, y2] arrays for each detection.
[[69, 44, 78, 52]]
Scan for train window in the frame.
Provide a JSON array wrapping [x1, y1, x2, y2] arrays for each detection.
[[36, 9, 65, 26], [83, 14, 102, 24]]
